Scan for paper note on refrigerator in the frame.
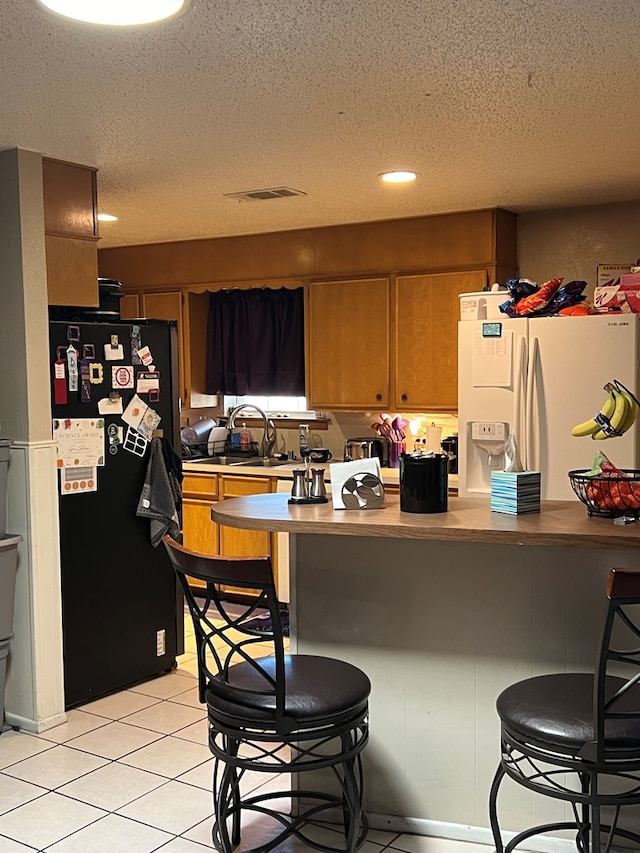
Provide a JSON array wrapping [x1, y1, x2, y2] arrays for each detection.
[[471, 330, 513, 387]]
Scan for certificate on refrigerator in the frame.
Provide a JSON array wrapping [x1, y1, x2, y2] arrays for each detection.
[[53, 418, 105, 467]]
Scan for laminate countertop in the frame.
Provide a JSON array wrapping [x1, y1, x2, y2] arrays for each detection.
[[211, 491, 640, 551]]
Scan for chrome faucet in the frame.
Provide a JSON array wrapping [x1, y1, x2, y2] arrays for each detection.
[[226, 404, 276, 458]]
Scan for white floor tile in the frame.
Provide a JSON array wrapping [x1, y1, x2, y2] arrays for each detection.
[[33, 709, 111, 744], [366, 828, 401, 845], [0, 791, 105, 849], [121, 699, 205, 734], [174, 757, 214, 791], [129, 672, 201, 700], [0, 729, 55, 769], [171, 717, 209, 744], [0, 773, 47, 815], [172, 665, 197, 681], [154, 838, 212, 851], [116, 779, 213, 835], [78, 689, 161, 719], [64, 720, 164, 759], [57, 761, 168, 811], [177, 657, 200, 678], [2, 743, 108, 788], [43, 812, 174, 852], [0, 835, 39, 852], [167, 685, 203, 709], [119, 734, 212, 778]]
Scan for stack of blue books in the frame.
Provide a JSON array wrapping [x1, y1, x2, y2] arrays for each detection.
[[490, 471, 541, 515]]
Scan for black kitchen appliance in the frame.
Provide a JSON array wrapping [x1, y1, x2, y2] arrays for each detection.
[[441, 434, 458, 474], [49, 318, 183, 709], [344, 436, 389, 467]]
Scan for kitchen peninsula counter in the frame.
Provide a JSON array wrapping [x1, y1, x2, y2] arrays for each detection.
[[211, 492, 640, 550], [210, 493, 640, 847]]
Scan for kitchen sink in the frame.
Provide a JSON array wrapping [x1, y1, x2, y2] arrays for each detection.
[[194, 456, 289, 468], [230, 458, 290, 468]]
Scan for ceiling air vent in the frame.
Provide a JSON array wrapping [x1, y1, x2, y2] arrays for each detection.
[[223, 187, 307, 202]]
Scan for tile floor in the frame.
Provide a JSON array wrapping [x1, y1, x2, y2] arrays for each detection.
[[0, 615, 497, 853]]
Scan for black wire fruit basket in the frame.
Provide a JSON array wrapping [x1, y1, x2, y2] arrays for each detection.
[[568, 469, 640, 518]]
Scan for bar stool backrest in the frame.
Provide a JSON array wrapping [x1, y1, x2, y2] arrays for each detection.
[[162, 536, 286, 725], [589, 567, 640, 763]]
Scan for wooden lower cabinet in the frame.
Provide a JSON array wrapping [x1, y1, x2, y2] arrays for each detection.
[[182, 470, 277, 596], [182, 472, 220, 591], [218, 475, 275, 597]]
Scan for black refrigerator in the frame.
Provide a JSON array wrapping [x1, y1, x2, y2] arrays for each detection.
[[49, 318, 184, 709]]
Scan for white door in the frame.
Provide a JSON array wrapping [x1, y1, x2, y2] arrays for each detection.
[[529, 314, 640, 500]]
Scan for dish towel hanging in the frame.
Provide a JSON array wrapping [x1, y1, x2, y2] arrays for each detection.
[[137, 437, 183, 547]]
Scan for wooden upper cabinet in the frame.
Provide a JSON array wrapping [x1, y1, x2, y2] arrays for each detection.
[[43, 157, 99, 307], [394, 269, 487, 411], [118, 293, 140, 320], [306, 278, 390, 410], [42, 159, 98, 238]]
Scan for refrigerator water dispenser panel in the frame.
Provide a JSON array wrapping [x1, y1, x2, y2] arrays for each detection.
[[463, 420, 511, 495], [471, 422, 507, 441]]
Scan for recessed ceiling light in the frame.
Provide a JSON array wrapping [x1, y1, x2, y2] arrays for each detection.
[[97, 213, 118, 222], [380, 171, 418, 184], [37, 0, 189, 26]]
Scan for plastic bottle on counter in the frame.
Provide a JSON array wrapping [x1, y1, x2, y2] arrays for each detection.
[[299, 423, 310, 457], [240, 422, 251, 450]]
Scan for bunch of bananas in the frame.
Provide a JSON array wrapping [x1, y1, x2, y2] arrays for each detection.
[[571, 380, 640, 440]]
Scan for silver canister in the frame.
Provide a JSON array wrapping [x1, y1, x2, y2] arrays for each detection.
[[290, 469, 309, 501], [310, 467, 327, 500]]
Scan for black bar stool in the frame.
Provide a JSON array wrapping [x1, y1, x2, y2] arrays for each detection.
[[489, 567, 640, 852], [162, 536, 370, 853]]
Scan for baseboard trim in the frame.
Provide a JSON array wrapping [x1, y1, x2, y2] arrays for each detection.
[[367, 813, 578, 852], [5, 709, 67, 734]]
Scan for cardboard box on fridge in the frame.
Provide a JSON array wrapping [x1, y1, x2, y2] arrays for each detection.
[[596, 264, 634, 288], [594, 280, 640, 314]]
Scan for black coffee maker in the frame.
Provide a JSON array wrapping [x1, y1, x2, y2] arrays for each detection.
[[441, 434, 458, 474]]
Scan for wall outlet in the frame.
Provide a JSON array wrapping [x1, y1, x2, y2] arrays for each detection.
[[156, 629, 166, 656], [471, 422, 507, 442]]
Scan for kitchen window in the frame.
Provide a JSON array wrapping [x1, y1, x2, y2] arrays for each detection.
[[206, 287, 304, 396]]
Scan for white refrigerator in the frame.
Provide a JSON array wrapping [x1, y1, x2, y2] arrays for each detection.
[[458, 314, 640, 500]]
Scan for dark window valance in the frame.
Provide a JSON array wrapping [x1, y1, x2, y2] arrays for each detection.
[[205, 287, 305, 396]]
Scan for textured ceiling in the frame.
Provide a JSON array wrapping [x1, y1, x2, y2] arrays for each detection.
[[2, 0, 640, 249]]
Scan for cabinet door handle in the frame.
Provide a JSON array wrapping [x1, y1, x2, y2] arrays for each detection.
[[401, 393, 408, 402], [376, 393, 382, 401]]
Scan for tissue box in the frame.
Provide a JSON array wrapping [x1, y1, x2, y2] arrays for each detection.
[[490, 471, 541, 515]]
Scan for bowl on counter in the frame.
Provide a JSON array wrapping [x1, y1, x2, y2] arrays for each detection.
[[568, 469, 640, 517]]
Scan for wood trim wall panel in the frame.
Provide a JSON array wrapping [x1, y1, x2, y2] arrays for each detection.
[[45, 235, 99, 306], [98, 208, 516, 288]]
